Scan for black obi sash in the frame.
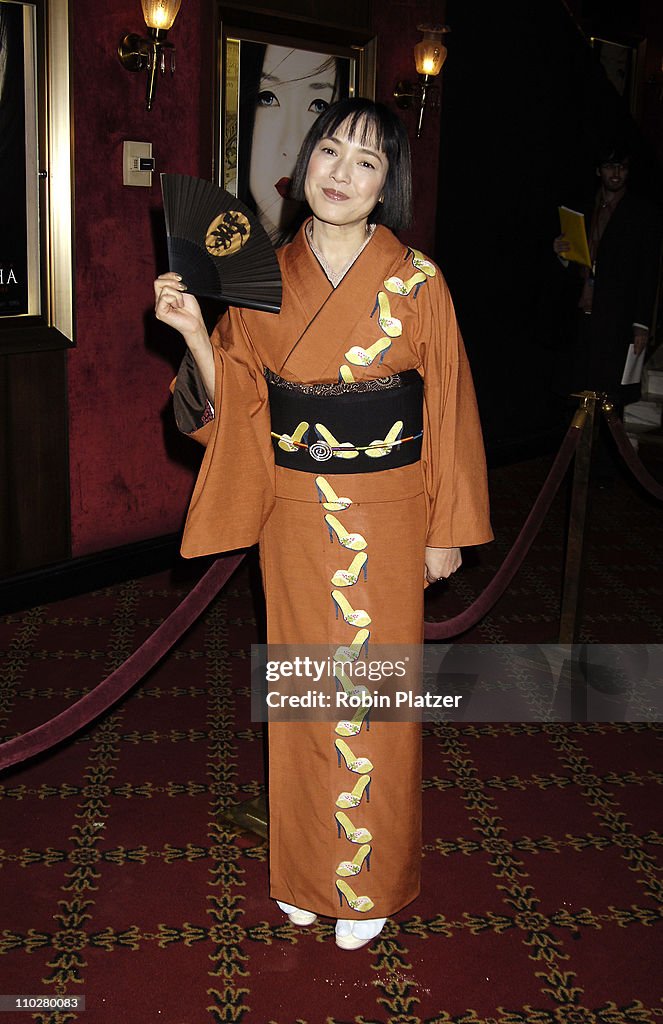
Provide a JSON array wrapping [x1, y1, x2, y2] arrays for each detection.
[[266, 369, 423, 475]]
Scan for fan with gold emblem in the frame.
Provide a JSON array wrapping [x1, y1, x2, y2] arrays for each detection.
[[160, 173, 282, 313]]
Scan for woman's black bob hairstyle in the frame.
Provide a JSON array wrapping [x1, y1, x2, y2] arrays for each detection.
[[290, 97, 412, 231]]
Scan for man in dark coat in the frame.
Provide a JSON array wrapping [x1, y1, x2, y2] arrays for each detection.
[[553, 143, 662, 407]]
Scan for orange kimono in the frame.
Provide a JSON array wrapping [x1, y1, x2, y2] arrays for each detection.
[[173, 223, 492, 920]]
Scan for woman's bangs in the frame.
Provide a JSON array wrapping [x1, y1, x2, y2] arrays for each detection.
[[324, 109, 386, 156]]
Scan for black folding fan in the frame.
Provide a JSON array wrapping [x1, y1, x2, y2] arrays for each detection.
[[160, 174, 282, 313]]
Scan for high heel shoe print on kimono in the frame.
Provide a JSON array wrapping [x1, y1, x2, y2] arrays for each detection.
[[408, 248, 436, 277], [314, 423, 358, 459], [336, 879, 375, 912], [365, 420, 404, 459], [344, 336, 392, 367], [335, 811, 373, 843], [334, 627, 370, 663], [336, 775, 371, 809], [334, 664, 356, 695], [371, 292, 403, 337], [383, 270, 427, 296], [331, 591, 371, 627], [336, 843, 372, 877], [277, 420, 309, 452], [325, 515, 367, 552], [335, 738, 373, 774], [334, 666, 370, 700], [331, 553, 368, 588], [335, 704, 371, 737], [315, 476, 352, 511]]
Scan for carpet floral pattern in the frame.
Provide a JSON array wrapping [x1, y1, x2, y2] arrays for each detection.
[[1, 457, 661, 1023]]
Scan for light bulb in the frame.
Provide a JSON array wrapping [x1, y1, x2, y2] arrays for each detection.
[[141, 0, 182, 32]]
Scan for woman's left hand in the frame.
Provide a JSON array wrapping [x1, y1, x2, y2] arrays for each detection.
[[424, 546, 461, 584]]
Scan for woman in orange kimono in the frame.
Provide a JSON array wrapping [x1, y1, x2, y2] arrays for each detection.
[[155, 99, 492, 950]]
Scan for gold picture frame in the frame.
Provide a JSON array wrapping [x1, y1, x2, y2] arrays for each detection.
[[0, 0, 74, 352], [590, 33, 647, 119]]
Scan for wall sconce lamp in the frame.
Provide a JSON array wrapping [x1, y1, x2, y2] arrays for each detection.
[[118, 1, 183, 111], [394, 25, 449, 137]]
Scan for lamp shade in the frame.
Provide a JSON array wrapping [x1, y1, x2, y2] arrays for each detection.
[[141, 0, 182, 31], [413, 30, 447, 77]]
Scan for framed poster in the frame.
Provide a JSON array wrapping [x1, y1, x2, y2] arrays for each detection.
[[218, 23, 376, 247], [0, 1, 37, 318], [590, 34, 646, 118], [0, 0, 74, 351]]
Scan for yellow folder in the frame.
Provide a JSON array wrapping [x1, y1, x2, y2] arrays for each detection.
[[558, 206, 591, 268]]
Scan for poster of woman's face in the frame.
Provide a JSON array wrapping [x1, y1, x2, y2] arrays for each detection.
[[224, 39, 355, 246]]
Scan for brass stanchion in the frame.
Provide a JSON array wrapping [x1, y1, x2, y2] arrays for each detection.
[[558, 391, 604, 643], [219, 793, 268, 841]]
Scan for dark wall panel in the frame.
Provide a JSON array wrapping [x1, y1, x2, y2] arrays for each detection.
[[434, 0, 663, 457], [0, 350, 70, 574]]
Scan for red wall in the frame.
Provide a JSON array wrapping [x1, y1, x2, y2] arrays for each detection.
[[67, 0, 441, 557], [373, 0, 443, 254], [68, 0, 213, 555]]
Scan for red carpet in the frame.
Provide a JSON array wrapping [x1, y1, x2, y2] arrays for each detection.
[[1, 456, 662, 1023]]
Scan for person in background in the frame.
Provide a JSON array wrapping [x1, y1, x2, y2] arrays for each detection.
[[552, 142, 662, 409]]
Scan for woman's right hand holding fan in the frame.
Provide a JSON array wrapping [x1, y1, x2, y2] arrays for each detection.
[[154, 272, 215, 400], [154, 272, 207, 340]]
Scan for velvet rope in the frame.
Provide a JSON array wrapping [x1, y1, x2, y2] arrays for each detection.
[[424, 420, 582, 640], [1, 422, 585, 771], [602, 405, 663, 501], [0, 552, 245, 773]]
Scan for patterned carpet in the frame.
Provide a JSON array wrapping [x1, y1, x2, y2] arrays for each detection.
[[0, 454, 662, 1024]]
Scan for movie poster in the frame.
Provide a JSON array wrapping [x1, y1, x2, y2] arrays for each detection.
[[0, 2, 29, 316], [224, 39, 354, 247]]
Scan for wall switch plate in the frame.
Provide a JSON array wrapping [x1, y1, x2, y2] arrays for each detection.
[[123, 141, 153, 186]]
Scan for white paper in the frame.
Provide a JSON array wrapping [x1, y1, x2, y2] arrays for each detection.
[[621, 344, 646, 386]]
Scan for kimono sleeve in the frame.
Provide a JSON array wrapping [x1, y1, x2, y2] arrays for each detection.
[[419, 270, 493, 549], [177, 306, 276, 558], [171, 349, 214, 444]]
